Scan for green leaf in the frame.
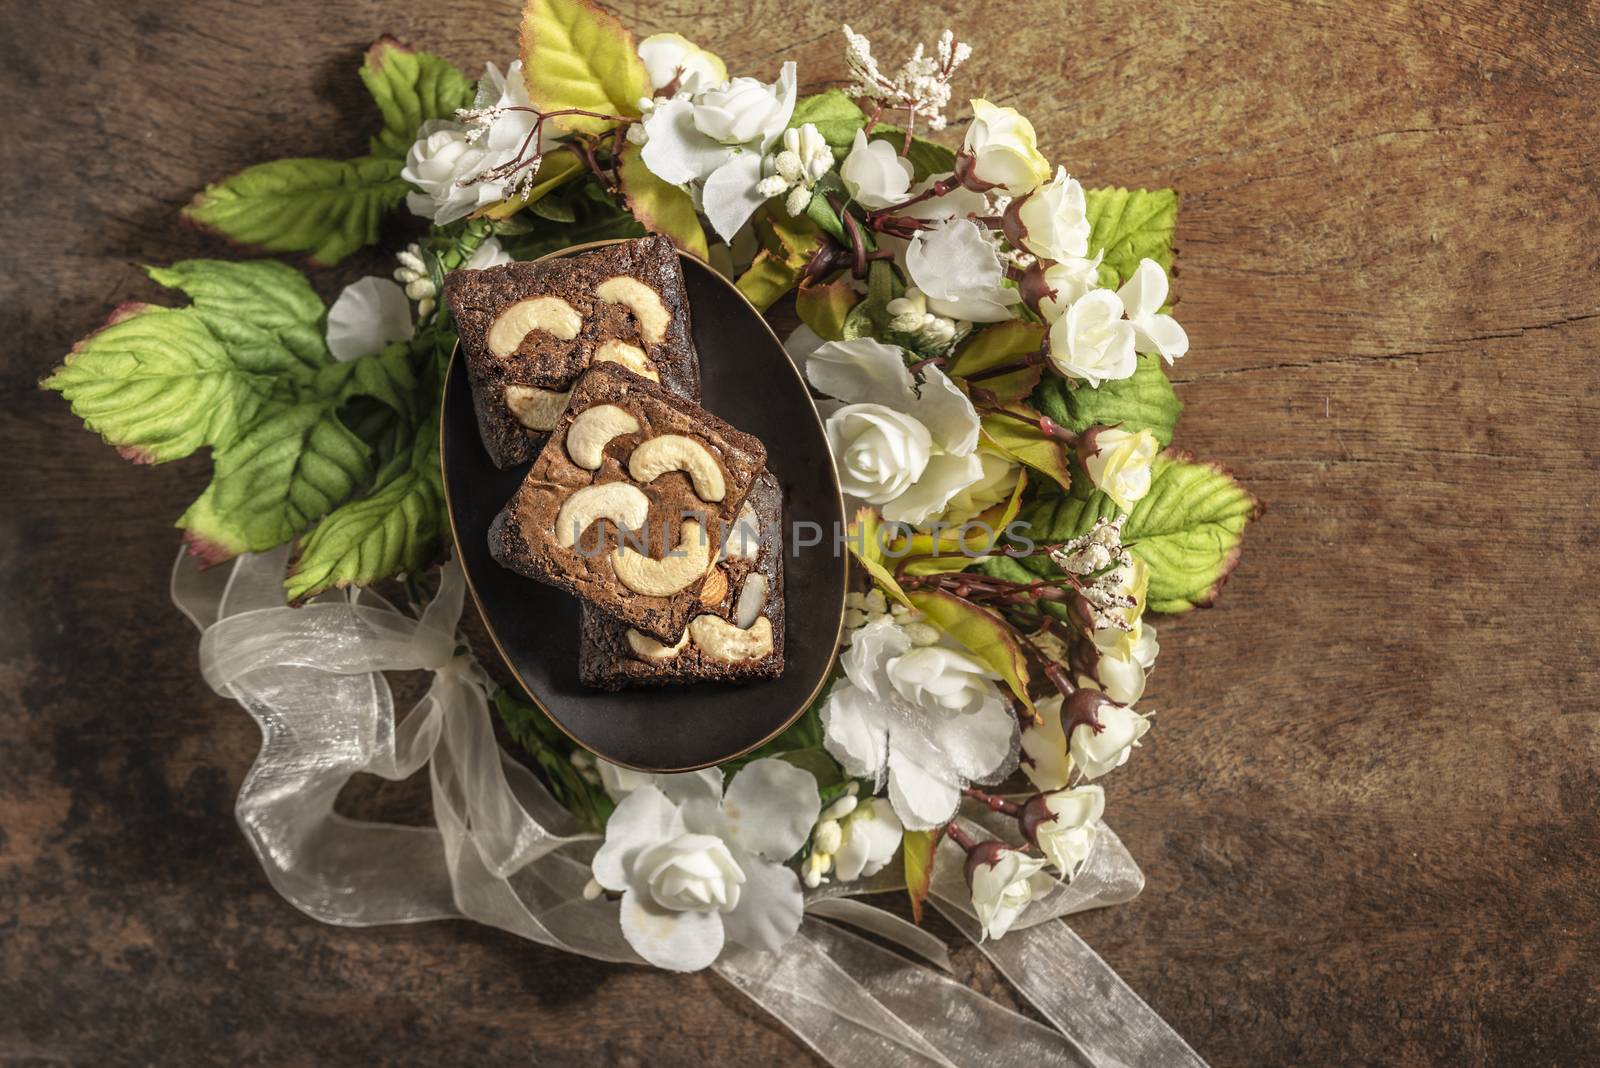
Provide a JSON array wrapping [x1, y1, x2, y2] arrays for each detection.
[[871, 126, 957, 182], [907, 589, 1035, 718], [1084, 187, 1178, 288], [1033, 352, 1183, 448], [796, 281, 859, 340], [494, 175, 647, 261], [43, 303, 278, 464], [1019, 453, 1261, 612], [980, 409, 1072, 491], [617, 143, 708, 259], [178, 347, 418, 557], [360, 36, 477, 161], [520, 0, 649, 135], [285, 408, 447, 601], [789, 90, 867, 157], [182, 156, 409, 266], [144, 260, 329, 375], [902, 827, 943, 924]]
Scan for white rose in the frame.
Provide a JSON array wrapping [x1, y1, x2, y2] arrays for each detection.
[[906, 218, 1020, 323], [694, 76, 792, 145], [1069, 701, 1151, 780], [960, 99, 1051, 195], [1047, 289, 1137, 386], [636, 833, 745, 912], [1023, 785, 1104, 879], [885, 645, 1000, 715], [841, 129, 914, 210], [1036, 253, 1105, 321], [1012, 166, 1090, 262], [825, 403, 933, 506], [597, 758, 654, 801], [1117, 258, 1189, 364], [1081, 426, 1159, 511], [400, 120, 490, 224], [830, 799, 904, 881], [968, 846, 1053, 940], [638, 32, 726, 95]]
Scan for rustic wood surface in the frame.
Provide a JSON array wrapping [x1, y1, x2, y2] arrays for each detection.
[[3, 0, 1597, 1064]]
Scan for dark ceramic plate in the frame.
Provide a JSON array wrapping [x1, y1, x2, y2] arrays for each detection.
[[442, 241, 846, 772]]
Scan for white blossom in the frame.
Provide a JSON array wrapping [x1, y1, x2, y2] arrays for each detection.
[[1037, 252, 1105, 321], [1027, 785, 1104, 879], [1117, 258, 1189, 363], [1013, 166, 1091, 262], [757, 123, 834, 217], [905, 218, 1021, 323], [591, 759, 820, 971], [1070, 702, 1151, 780], [801, 784, 904, 887], [821, 618, 1017, 830], [969, 847, 1053, 940], [325, 278, 413, 361], [840, 129, 914, 210]]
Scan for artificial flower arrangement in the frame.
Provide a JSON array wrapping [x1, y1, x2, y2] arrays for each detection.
[[42, 0, 1258, 1035]]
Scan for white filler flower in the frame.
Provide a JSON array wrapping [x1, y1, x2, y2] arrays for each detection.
[[591, 759, 820, 972], [822, 619, 1017, 830]]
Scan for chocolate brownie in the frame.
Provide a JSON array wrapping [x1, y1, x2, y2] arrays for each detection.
[[578, 471, 786, 690], [488, 363, 766, 643], [443, 235, 701, 468]]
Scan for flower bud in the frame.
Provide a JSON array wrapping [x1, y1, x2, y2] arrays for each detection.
[[813, 819, 844, 855], [1018, 785, 1104, 879], [1077, 425, 1159, 512]]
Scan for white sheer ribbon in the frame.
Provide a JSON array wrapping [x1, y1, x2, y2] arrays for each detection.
[[173, 548, 1206, 1067]]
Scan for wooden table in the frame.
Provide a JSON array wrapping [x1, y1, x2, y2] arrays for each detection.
[[3, 1, 1597, 1063]]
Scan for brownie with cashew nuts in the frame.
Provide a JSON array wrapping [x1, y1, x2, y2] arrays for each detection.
[[488, 363, 766, 644], [577, 470, 786, 689], [443, 235, 701, 468]]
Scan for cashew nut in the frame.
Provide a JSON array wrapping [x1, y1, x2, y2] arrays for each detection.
[[689, 615, 774, 662], [487, 296, 583, 356], [593, 339, 659, 383], [612, 520, 712, 596], [595, 276, 670, 344], [564, 404, 640, 469], [553, 483, 650, 549], [504, 385, 572, 431], [627, 435, 726, 502], [733, 572, 769, 629], [626, 628, 688, 660]]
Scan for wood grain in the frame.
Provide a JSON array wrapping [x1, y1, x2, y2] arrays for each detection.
[[2, 0, 1597, 1064]]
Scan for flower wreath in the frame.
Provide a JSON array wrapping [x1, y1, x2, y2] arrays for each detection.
[[45, 0, 1259, 1055]]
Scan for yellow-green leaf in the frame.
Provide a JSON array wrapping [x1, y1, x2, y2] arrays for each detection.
[[902, 827, 943, 924], [981, 410, 1072, 492], [617, 143, 708, 259], [949, 321, 1045, 405], [907, 588, 1035, 718], [796, 281, 859, 340], [846, 507, 913, 609], [735, 250, 802, 312], [519, 0, 650, 134], [892, 465, 1027, 575]]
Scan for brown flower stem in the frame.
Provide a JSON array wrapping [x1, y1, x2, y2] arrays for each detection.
[[962, 786, 1021, 815], [944, 822, 981, 853]]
